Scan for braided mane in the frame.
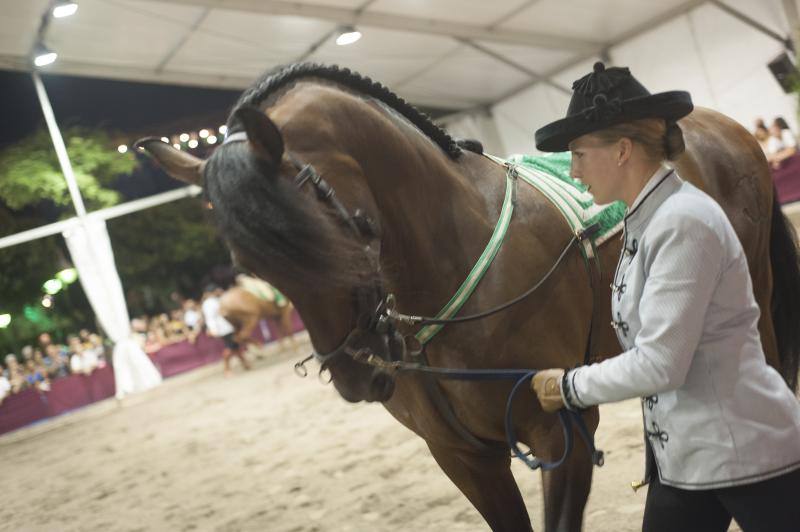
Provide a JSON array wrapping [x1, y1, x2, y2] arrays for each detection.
[[229, 62, 462, 159]]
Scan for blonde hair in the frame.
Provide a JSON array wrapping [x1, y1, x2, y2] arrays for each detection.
[[591, 118, 686, 161]]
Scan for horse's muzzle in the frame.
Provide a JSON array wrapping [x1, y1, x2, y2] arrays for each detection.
[[369, 372, 395, 403]]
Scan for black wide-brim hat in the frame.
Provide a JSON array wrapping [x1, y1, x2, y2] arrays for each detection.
[[534, 62, 693, 152]]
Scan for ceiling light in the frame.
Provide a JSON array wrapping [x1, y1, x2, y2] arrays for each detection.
[[179, 133, 190, 142], [336, 27, 362, 46], [52, 2, 78, 18], [160, 136, 169, 143], [188, 139, 199, 149], [218, 125, 228, 135], [33, 43, 57, 67], [173, 143, 181, 150], [117, 144, 128, 154], [0, 314, 10, 328], [207, 135, 218, 145], [199, 129, 209, 138]]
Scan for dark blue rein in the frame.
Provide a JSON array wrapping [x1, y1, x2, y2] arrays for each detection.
[[351, 354, 605, 471]]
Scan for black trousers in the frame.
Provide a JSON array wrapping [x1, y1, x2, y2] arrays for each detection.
[[642, 466, 800, 532]]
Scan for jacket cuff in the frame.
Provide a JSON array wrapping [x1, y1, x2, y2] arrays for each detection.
[[561, 368, 587, 411]]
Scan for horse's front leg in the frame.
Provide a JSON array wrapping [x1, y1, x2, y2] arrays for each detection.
[[426, 441, 532, 532], [235, 313, 260, 347], [531, 406, 599, 532]]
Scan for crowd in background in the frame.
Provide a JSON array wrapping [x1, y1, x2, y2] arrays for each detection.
[[0, 284, 241, 407], [130, 297, 203, 355], [0, 330, 109, 405], [754, 116, 797, 168]]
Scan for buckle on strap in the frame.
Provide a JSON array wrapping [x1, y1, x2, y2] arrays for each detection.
[[293, 164, 318, 189], [576, 222, 601, 241]]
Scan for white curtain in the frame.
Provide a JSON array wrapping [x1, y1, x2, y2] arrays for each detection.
[[63, 217, 162, 398]]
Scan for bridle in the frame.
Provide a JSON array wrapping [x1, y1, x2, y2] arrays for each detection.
[[284, 151, 408, 374], [224, 131, 604, 471]]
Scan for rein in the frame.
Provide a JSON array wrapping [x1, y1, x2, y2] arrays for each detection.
[[349, 351, 605, 470], [388, 223, 601, 327], [250, 142, 604, 472]]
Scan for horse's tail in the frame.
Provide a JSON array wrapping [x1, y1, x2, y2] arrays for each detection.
[[769, 188, 800, 392]]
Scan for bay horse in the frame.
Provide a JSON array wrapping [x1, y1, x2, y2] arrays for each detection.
[[136, 63, 800, 531], [219, 277, 298, 351]]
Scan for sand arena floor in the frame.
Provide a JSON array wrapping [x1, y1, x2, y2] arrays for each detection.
[[1, 336, 741, 531]]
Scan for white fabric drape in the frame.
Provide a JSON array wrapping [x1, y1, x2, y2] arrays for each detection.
[[63, 217, 161, 398]]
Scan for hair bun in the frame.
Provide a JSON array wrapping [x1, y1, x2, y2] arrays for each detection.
[[664, 120, 686, 161]]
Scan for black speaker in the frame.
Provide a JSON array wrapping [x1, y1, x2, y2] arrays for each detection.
[[768, 52, 800, 93]]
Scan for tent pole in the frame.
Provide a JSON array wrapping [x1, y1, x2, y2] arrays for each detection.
[[31, 71, 87, 219]]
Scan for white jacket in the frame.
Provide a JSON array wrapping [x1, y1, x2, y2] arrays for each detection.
[[564, 167, 800, 489]]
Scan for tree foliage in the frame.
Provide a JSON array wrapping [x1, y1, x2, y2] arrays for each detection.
[[0, 127, 135, 212]]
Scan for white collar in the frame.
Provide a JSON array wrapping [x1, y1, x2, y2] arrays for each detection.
[[627, 164, 672, 214]]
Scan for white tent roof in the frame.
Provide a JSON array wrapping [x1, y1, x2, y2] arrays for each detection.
[[3, 0, 787, 111]]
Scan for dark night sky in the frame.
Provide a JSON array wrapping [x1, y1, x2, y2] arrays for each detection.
[[0, 69, 240, 147], [0, 69, 242, 205]]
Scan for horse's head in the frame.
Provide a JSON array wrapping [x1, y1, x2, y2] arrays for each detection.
[[135, 104, 396, 403]]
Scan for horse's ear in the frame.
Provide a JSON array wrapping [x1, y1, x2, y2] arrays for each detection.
[[232, 106, 284, 165], [134, 137, 205, 186]]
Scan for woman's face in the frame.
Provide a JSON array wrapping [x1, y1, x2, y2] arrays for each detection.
[[569, 133, 623, 205]]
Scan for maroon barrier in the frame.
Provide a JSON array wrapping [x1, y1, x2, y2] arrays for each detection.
[[0, 312, 305, 436], [772, 153, 800, 205], [0, 388, 50, 435], [0, 366, 118, 436], [150, 337, 221, 378], [87, 365, 116, 401], [46, 375, 93, 416]]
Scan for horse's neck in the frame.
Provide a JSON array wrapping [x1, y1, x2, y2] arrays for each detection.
[[345, 112, 502, 313]]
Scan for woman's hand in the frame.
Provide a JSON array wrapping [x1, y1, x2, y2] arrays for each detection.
[[531, 369, 566, 413]]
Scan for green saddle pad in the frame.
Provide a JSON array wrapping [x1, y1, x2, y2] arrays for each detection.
[[499, 152, 626, 257]]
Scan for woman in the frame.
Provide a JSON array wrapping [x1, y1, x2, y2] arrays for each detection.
[[753, 120, 770, 155], [531, 62, 800, 531], [766, 116, 798, 169]]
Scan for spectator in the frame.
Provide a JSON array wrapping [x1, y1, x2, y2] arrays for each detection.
[[166, 309, 187, 343], [67, 336, 97, 375], [44, 344, 70, 379], [24, 359, 49, 392], [87, 333, 107, 368], [183, 299, 201, 333], [147, 318, 168, 348], [0, 368, 10, 405], [182, 299, 201, 343], [4, 354, 27, 394], [20, 345, 34, 366], [79, 329, 94, 351], [37, 332, 52, 353], [202, 284, 250, 377], [767, 116, 798, 168], [143, 331, 163, 356], [753, 120, 770, 155]]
